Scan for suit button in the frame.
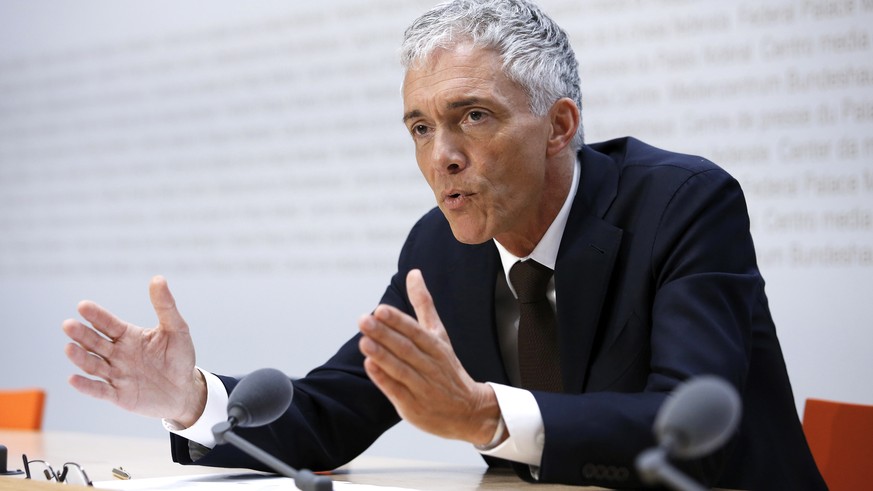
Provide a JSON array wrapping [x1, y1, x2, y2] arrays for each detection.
[[581, 463, 630, 482]]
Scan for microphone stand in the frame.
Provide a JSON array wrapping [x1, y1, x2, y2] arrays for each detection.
[[635, 376, 741, 491], [636, 446, 706, 491], [213, 420, 333, 491]]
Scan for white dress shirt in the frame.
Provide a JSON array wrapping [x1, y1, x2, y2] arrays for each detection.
[[477, 159, 580, 469], [165, 160, 581, 471]]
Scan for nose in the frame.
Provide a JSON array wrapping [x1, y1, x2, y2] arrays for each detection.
[[431, 129, 467, 175]]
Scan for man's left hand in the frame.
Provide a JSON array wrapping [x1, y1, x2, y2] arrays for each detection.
[[358, 269, 504, 446]]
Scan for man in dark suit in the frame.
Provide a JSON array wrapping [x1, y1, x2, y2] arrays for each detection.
[[63, 0, 826, 488]]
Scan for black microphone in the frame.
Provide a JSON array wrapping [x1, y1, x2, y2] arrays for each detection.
[[227, 367, 294, 427], [212, 368, 333, 491], [636, 375, 742, 491]]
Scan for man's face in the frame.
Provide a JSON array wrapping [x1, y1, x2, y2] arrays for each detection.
[[402, 45, 557, 249]]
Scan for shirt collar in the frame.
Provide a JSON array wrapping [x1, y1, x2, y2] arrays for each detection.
[[495, 158, 580, 282]]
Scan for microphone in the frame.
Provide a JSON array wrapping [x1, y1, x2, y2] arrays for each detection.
[[227, 367, 294, 427], [636, 375, 742, 491], [212, 368, 333, 491]]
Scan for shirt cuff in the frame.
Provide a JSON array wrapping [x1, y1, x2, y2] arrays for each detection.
[[476, 382, 545, 468], [161, 368, 229, 449]]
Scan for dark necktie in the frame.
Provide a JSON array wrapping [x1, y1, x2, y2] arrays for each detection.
[[510, 259, 563, 392]]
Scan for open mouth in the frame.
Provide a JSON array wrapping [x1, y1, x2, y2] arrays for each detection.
[[443, 191, 474, 210]]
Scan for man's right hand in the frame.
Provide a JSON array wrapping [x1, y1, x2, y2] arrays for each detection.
[[62, 275, 207, 428]]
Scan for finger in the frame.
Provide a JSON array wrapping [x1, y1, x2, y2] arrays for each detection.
[[361, 312, 418, 355], [363, 357, 404, 398], [370, 304, 448, 363], [358, 318, 416, 373], [405, 269, 441, 331], [64, 342, 112, 381], [362, 356, 414, 418], [77, 301, 129, 341], [68, 373, 116, 402], [358, 319, 429, 388], [365, 308, 457, 388], [360, 312, 436, 373], [62, 318, 115, 360], [371, 304, 419, 339], [149, 275, 188, 332]]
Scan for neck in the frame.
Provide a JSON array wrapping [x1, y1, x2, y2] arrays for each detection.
[[495, 154, 575, 257]]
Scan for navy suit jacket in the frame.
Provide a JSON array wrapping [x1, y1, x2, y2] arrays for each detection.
[[172, 137, 826, 489]]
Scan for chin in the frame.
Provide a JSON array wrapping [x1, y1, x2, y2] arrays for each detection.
[[447, 224, 492, 246]]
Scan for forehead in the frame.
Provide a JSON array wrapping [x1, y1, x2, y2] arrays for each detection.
[[402, 45, 527, 114]]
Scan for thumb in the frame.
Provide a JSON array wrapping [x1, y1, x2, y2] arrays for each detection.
[[149, 275, 188, 332], [406, 269, 441, 332]]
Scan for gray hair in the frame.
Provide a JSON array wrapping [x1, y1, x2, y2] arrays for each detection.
[[400, 0, 584, 148]]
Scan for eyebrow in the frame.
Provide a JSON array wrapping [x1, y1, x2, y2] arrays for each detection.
[[402, 109, 423, 124], [402, 97, 483, 124], [447, 97, 481, 110]]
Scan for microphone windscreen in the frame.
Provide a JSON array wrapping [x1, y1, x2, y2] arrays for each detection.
[[227, 368, 294, 427], [654, 375, 742, 459]]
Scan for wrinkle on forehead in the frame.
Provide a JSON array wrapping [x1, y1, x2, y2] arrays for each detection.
[[402, 44, 501, 94]]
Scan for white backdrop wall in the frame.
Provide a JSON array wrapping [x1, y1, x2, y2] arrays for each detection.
[[1, 0, 871, 466]]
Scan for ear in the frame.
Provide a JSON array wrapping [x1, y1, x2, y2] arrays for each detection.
[[545, 97, 580, 158]]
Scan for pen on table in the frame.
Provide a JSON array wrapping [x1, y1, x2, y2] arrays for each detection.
[[112, 467, 131, 480]]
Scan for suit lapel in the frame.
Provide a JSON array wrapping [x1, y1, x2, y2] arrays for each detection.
[[554, 146, 623, 393]]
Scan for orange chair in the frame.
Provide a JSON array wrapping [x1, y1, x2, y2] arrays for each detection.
[[0, 388, 46, 430], [802, 398, 873, 491]]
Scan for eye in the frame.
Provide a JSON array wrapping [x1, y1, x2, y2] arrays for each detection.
[[411, 124, 431, 137], [462, 110, 490, 127]]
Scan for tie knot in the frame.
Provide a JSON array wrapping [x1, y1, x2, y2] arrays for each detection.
[[509, 260, 552, 303]]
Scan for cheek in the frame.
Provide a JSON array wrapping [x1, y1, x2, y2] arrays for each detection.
[[415, 155, 437, 188], [415, 148, 427, 174], [480, 156, 533, 195]]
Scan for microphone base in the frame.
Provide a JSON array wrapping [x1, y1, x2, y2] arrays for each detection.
[[212, 422, 332, 491], [636, 447, 706, 491]]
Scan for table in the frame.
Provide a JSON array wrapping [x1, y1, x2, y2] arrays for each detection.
[[0, 430, 598, 490]]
